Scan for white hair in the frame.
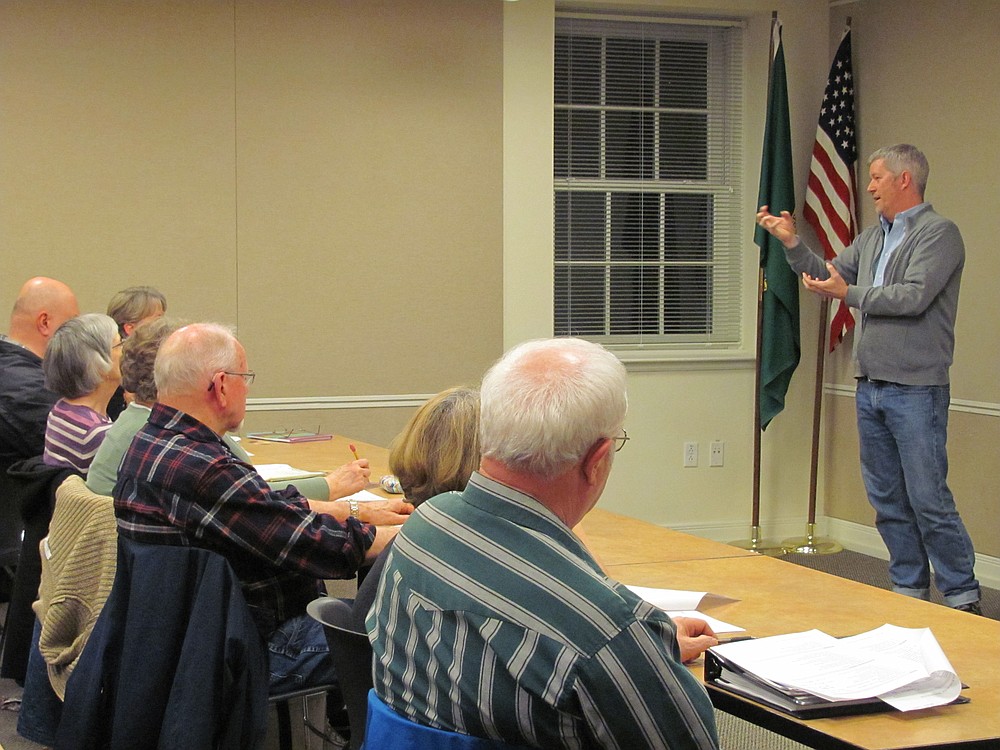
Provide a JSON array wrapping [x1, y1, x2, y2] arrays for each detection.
[[154, 322, 240, 397], [479, 337, 627, 478], [42, 313, 117, 398]]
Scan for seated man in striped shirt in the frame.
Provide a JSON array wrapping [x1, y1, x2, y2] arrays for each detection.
[[369, 337, 721, 749]]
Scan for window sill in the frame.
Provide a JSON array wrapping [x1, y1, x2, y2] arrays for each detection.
[[611, 346, 755, 372]]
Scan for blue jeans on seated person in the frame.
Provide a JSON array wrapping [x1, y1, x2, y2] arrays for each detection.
[[267, 612, 338, 694], [17, 619, 62, 746], [855, 380, 979, 607]]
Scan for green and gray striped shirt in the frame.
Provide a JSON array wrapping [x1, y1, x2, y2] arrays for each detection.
[[368, 472, 719, 749]]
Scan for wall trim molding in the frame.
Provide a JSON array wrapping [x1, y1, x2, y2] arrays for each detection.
[[246, 394, 434, 412], [826, 383, 1000, 418], [668, 514, 1000, 590], [248, 386, 1000, 417]]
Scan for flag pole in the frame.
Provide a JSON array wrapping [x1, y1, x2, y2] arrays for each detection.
[[729, 265, 777, 553], [783, 17, 855, 555], [730, 10, 790, 557], [782, 298, 842, 553]]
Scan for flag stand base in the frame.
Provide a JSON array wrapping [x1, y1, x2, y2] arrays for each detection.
[[781, 523, 842, 555], [729, 525, 789, 557]]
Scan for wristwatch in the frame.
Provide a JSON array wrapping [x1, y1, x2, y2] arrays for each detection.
[[348, 498, 361, 520]]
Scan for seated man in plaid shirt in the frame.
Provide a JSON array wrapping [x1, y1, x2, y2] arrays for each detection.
[[114, 322, 409, 695]]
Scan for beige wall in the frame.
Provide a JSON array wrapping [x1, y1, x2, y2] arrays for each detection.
[[1, 0, 996, 565], [0, 0, 503, 449]]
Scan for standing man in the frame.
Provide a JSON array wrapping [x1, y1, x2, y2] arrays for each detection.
[[757, 143, 980, 614], [369, 337, 720, 749], [115, 323, 411, 693]]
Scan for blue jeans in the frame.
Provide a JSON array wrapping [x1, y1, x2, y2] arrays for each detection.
[[16, 619, 62, 746], [855, 380, 979, 606], [268, 612, 338, 694]]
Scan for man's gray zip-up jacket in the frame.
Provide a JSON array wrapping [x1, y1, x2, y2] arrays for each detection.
[[784, 203, 963, 385]]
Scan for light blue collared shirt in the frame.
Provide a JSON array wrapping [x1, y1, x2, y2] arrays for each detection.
[[873, 202, 930, 286]]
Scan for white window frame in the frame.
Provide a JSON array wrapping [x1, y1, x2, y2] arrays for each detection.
[[554, 13, 745, 362]]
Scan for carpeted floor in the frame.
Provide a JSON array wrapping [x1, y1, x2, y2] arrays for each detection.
[[784, 548, 1000, 619], [1, 550, 996, 749]]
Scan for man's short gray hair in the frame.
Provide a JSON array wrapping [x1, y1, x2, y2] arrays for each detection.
[[479, 337, 627, 478], [154, 322, 240, 397], [42, 313, 118, 398], [868, 143, 929, 197]]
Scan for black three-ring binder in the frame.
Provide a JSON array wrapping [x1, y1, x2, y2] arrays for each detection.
[[704, 648, 916, 719]]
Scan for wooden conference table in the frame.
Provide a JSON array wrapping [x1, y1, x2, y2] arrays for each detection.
[[247, 435, 1000, 750]]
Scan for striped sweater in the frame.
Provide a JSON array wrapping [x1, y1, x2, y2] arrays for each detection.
[[368, 472, 719, 750], [43, 400, 111, 475]]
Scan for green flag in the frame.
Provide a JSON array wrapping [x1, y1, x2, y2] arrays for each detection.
[[754, 19, 800, 430]]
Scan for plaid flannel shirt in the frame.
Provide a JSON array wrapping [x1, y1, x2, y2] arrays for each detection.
[[114, 403, 374, 634]]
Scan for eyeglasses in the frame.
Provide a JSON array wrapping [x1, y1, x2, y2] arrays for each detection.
[[611, 428, 629, 453], [207, 370, 256, 391]]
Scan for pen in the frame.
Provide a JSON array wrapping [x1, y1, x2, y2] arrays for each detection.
[[716, 636, 753, 644], [349, 443, 360, 461]]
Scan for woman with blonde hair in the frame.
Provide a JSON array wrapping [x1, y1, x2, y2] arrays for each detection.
[[387, 385, 480, 506], [352, 386, 480, 627]]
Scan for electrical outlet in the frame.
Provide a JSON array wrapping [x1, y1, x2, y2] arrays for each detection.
[[710, 440, 724, 467], [683, 441, 698, 468]]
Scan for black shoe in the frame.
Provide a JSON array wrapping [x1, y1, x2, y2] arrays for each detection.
[[954, 601, 982, 616]]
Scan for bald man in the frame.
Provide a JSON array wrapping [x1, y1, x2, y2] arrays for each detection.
[[0, 276, 79, 470]]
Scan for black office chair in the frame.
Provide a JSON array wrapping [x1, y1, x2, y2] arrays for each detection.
[[269, 682, 345, 750], [307, 597, 373, 750], [0, 458, 73, 685], [0, 496, 19, 650], [0, 488, 22, 598]]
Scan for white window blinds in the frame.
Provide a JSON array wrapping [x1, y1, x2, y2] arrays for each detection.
[[555, 15, 744, 351]]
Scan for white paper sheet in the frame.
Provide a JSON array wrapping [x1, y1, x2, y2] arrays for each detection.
[[255, 464, 325, 482], [343, 489, 388, 503], [838, 624, 961, 710], [626, 585, 738, 611], [665, 610, 745, 635]]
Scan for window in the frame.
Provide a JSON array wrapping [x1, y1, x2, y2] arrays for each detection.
[[554, 16, 744, 351]]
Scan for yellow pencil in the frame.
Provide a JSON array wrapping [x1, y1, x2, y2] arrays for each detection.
[[349, 443, 360, 461]]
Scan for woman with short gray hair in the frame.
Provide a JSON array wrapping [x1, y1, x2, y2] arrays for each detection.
[[42, 313, 122, 474]]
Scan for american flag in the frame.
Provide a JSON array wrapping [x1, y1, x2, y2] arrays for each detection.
[[803, 28, 858, 352]]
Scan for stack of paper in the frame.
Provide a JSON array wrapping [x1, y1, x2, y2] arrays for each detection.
[[710, 624, 961, 712]]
